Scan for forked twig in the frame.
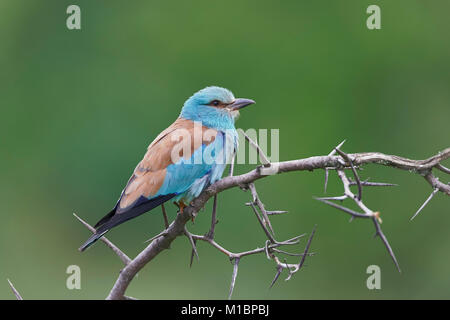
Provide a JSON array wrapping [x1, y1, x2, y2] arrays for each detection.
[[317, 146, 405, 272]]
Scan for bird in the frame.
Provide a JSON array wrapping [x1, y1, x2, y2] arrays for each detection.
[[79, 86, 255, 251]]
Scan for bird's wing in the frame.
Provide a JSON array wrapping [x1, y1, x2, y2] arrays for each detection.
[[94, 118, 219, 229]]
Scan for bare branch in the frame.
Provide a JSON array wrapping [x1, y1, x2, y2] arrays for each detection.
[[97, 146, 449, 299], [194, 148, 450, 198], [316, 146, 406, 272], [270, 226, 317, 285], [107, 209, 194, 300]]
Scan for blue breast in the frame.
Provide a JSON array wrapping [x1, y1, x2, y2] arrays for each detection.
[[155, 130, 238, 203]]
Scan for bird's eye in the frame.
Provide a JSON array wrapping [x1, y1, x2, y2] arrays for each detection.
[[210, 100, 220, 106]]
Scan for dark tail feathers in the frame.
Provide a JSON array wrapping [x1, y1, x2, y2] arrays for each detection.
[[78, 229, 109, 252], [78, 193, 176, 252]]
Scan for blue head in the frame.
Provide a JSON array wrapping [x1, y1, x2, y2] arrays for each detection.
[[180, 86, 255, 131]]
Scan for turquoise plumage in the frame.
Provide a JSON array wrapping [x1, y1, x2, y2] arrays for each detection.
[[79, 86, 255, 251], [159, 131, 229, 201]]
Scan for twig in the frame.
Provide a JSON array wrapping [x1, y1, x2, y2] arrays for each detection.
[[248, 183, 275, 236], [270, 225, 317, 286], [186, 209, 308, 297], [88, 146, 448, 299], [436, 163, 450, 175], [248, 202, 276, 244], [316, 147, 404, 272]]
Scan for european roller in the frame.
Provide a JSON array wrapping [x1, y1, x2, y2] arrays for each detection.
[[79, 86, 255, 251]]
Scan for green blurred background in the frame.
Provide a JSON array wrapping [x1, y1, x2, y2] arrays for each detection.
[[0, 0, 449, 299]]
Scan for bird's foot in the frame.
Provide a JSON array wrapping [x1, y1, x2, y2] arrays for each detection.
[[175, 201, 195, 222], [176, 201, 187, 215]]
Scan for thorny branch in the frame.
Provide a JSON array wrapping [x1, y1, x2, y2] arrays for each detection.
[[184, 184, 313, 299], [69, 143, 449, 300], [317, 144, 402, 271]]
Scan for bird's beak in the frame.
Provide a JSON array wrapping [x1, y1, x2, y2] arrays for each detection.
[[229, 98, 255, 110]]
